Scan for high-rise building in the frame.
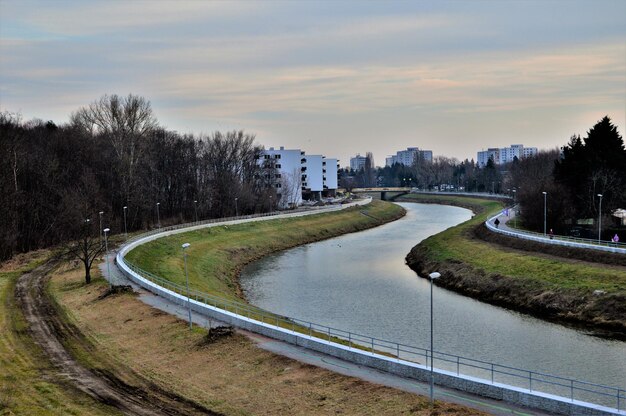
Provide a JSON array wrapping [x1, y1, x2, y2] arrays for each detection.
[[350, 154, 368, 171], [385, 147, 433, 167], [477, 144, 538, 167]]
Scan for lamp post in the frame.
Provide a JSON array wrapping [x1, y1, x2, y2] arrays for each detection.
[[182, 243, 192, 329], [194, 200, 198, 222], [597, 194, 603, 243], [156, 202, 161, 229], [235, 197, 239, 217], [99, 211, 104, 246], [103, 228, 112, 289], [512, 190, 517, 228], [123, 206, 128, 237], [542, 192, 547, 236], [428, 271, 441, 405], [269, 195, 273, 214]]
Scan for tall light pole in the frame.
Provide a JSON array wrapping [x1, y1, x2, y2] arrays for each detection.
[[428, 271, 441, 405], [597, 194, 603, 243], [235, 197, 239, 217], [194, 200, 198, 222], [512, 190, 517, 228], [123, 206, 128, 237], [269, 195, 273, 213], [156, 202, 161, 229], [542, 191, 547, 236], [103, 228, 112, 289], [182, 243, 192, 329], [99, 211, 104, 246]]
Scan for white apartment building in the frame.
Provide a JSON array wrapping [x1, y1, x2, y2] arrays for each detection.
[[477, 144, 538, 167], [260, 147, 338, 207], [385, 147, 433, 167], [323, 158, 339, 191], [303, 155, 324, 193], [350, 154, 367, 171]]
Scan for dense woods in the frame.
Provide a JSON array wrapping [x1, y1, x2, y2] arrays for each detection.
[[0, 94, 274, 261]]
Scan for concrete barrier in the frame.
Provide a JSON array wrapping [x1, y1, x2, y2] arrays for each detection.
[[116, 201, 623, 416]]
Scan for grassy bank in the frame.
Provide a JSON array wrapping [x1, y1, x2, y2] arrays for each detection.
[[399, 193, 626, 335], [0, 252, 114, 415], [49, 263, 484, 415], [126, 200, 406, 300]]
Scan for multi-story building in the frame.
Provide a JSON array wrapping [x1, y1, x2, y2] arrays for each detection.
[[477, 144, 538, 167], [385, 147, 433, 167], [259, 147, 338, 207], [350, 154, 368, 171], [323, 158, 339, 191]]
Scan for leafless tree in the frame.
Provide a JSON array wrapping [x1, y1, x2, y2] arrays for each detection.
[[71, 94, 158, 204]]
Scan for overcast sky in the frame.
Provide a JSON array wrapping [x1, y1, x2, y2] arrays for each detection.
[[1, 0, 625, 166]]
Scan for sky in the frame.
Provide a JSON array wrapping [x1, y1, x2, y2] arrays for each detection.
[[1, 0, 625, 167]]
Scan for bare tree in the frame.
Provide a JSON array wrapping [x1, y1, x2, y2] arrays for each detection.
[[280, 168, 303, 208], [64, 218, 103, 284], [71, 94, 158, 205]]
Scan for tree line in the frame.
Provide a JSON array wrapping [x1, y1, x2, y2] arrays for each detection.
[[1, 94, 275, 261], [341, 116, 625, 239]]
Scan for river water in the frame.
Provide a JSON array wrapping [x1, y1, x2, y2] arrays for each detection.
[[240, 202, 625, 399]]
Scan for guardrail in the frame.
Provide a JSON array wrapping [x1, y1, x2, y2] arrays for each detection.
[[486, 210, 626, 254], [116, 203, 625, 415]]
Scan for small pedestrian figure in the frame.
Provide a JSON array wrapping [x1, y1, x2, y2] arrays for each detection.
[[494, 218, 500, 228], [613, 234, 620, 245], [549, 229, 554, 240]]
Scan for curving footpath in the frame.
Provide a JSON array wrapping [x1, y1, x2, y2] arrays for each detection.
[[115, 199, 624, 416], [486, 207, 626, 254]]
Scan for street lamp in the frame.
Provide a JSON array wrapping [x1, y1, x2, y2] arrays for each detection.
[[99, 211, 104, 246], [182, 243, 192, 329], [235, 197, 239, 217], [269, 195, 273, 213], [123, 206, 128, 237], [103, 228, 112, 289], [512, 190, 517, 228], [597, 194, 603, 243], [194, 200, 198, 222], [156, 202, 161, 229], [428, 271, 441, 405], [542, 192, 547, 236]]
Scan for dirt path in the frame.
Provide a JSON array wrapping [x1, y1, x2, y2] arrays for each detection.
[[14, 260, 219, 416]]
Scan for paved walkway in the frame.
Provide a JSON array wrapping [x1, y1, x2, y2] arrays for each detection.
[[100, 255, 550, 416], [487, 207, 626, 254]]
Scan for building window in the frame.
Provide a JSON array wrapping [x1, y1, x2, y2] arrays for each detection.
[[276, 174, 281, 178], [274, 154, 281, 159], [276, 183, 282, 188], [276, 164, 281, 168], [264, 154, 270, 159]]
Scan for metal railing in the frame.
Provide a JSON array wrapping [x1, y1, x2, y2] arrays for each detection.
[[486, 210, 626, 254], [119, 250, 625, 413]]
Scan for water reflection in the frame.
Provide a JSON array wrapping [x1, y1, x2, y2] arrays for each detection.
[[241, 203, 626, 392]]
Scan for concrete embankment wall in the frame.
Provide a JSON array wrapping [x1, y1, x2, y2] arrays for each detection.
[[116, 204, 621, 416]]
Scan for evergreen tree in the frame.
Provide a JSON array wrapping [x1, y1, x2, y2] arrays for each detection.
[[555, 116, 626, 223]]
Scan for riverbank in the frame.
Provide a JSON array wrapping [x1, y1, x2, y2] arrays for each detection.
[[399, 193, 626, 338], [125, 200, 406, 301], [1, 201, 495, 415]]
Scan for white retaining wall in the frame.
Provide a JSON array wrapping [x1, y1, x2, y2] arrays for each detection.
[[116, 201, 623, 416]]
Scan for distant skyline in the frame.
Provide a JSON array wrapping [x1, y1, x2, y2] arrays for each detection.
[[1, 0, 625, 167]]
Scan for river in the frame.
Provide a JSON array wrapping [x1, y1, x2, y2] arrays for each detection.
[[240, 202, 625, 397]]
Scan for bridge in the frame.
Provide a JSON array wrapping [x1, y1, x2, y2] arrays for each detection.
[[352, 187, 411, 201]]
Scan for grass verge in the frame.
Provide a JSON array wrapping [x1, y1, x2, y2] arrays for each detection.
[[400, 193, 626, 335], [49, 260, 487, 415], [125, 200, 406, 300], [0, 251, 115, 415]]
